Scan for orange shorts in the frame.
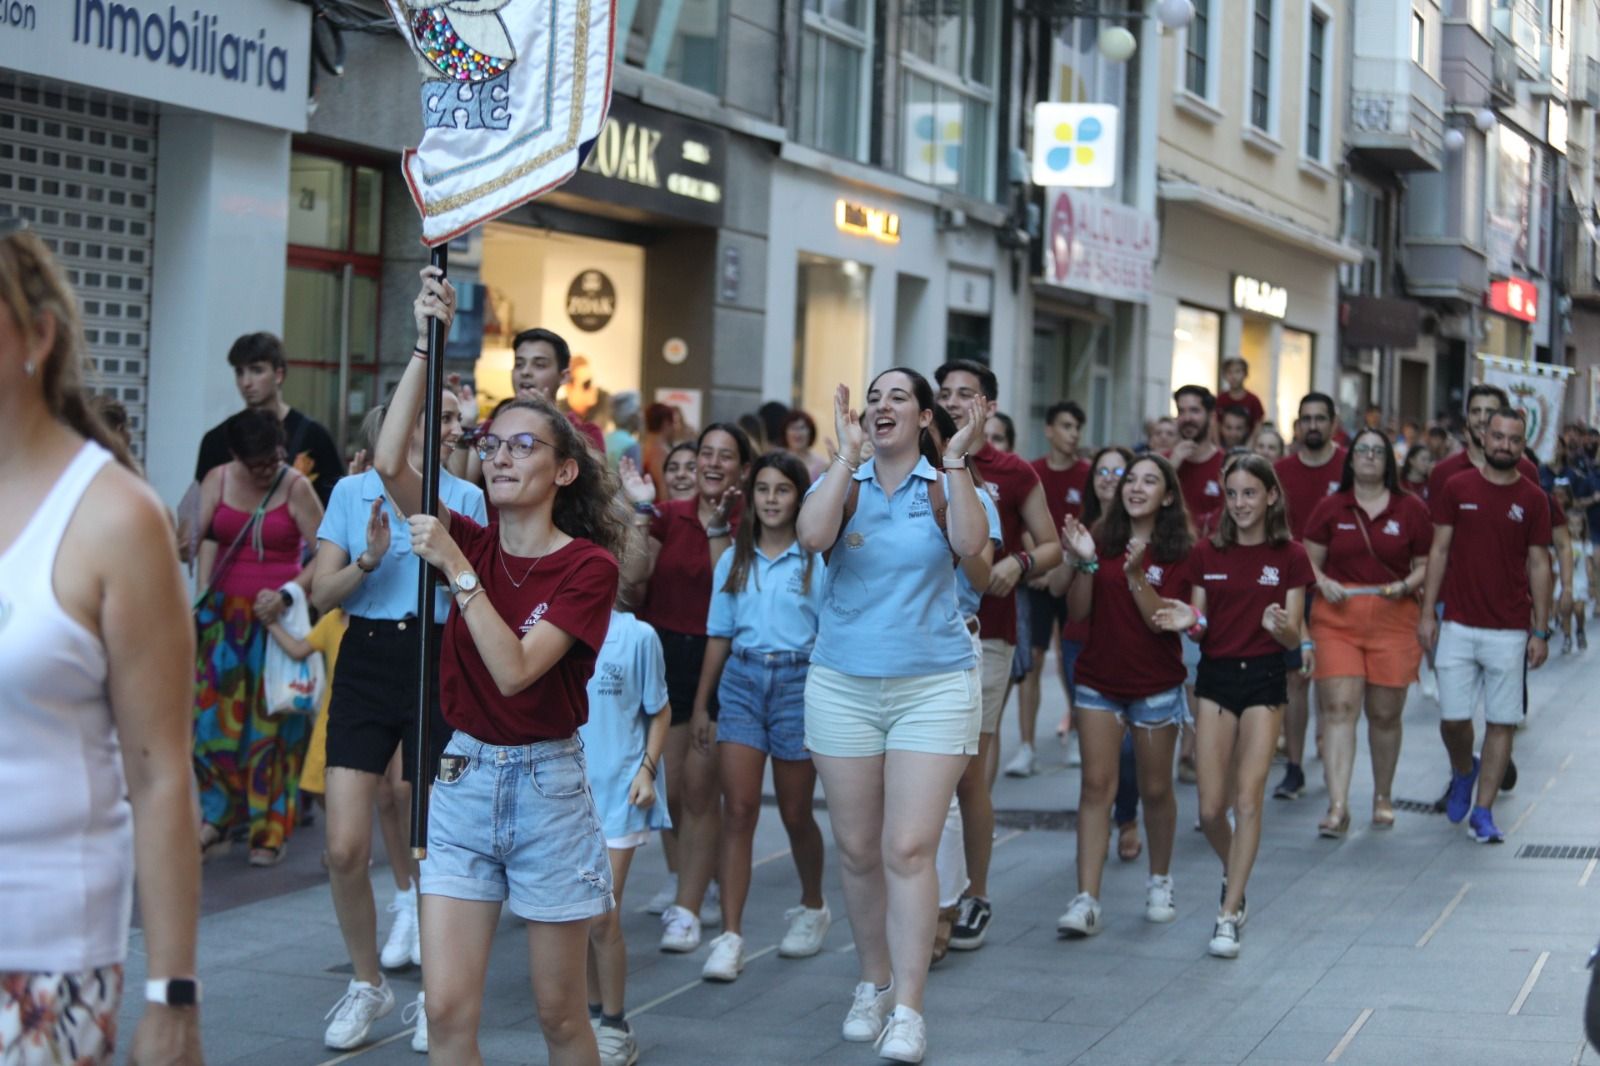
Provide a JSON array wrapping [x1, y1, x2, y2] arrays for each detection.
[[1309, 594, 1423, 688]]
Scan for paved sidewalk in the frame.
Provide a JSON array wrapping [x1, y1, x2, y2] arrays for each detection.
[[119, 645, 1600, 1065]]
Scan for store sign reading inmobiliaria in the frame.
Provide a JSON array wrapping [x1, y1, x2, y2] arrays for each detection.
[[1044, 189, 1157, 304], [0, 0, 310, 132]]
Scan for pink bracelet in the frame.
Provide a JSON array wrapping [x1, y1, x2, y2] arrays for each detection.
[[412, 346, 428, 360]]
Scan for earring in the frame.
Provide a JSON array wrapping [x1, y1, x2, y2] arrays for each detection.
[[22, 360, 35, 377]]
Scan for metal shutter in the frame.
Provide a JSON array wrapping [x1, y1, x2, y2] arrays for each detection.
[[0, 73, 157, 462]]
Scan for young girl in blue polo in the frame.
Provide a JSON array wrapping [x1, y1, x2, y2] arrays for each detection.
[[687, 452, 829, 983]]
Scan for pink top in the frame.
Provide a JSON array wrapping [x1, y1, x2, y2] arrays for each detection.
[[209, 475, 304, 598]]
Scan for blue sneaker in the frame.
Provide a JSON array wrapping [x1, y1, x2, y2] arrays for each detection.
[[1467, 806, 1504, 844], [1445, 757, 1480, 824]]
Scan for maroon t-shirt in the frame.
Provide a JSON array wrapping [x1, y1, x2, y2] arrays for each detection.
[[1172, 448, 1225, 529], [1031, 457, 1092, 529], [1075, 548, 1192, 701], [440, 513, 619, 744], [567, 412, 606, 453], [638, 497, 739, 636], [1220, 389, 1265, 429], [973, 443, 1044, 646], [1426, 448, 1539, 502], [1432, 469, 1551, 630], [1190, 539, 1315, 659], [1303, 491, 1432, 586], [1274, 448, 1347, 540]]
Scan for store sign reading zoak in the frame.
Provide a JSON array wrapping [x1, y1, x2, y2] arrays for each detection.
[[568, 96, 726, 226], [0, 0, 310, 131]]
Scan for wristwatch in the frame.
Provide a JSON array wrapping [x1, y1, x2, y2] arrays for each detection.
[[146, 977, 201, 1007], [452, 570, 480, 596], [1531, 628, 1552, 641]]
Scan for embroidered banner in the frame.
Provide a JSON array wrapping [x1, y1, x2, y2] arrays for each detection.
[[1478, 354, 1574, 461], [385, 0, 616, 245]]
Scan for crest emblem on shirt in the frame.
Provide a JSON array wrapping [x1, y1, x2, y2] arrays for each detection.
[[1145, 565, 1164, 585], [1508, 504, 1525, 523], [1327, 481, 1340, 494], [519, 601, 549, 634], [1382, 519, 1401, 536], [1258, 566, 1281, 587], [845, 532, 865, 549], [1066, 488, 1082, 505], [1205, 480, 1221, 497]]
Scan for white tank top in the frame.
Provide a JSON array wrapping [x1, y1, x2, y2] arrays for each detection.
[[0, 441, 133, 971]]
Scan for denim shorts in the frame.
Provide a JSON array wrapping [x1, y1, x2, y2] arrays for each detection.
[[715, 649, 810, 762], [1075, 682, 1190, 729], [420, 732, 615, 923]]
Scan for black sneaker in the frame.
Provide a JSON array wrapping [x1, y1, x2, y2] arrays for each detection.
[[1272, 763, 1305, 800], [1501, 757, 1518, 793], [948, 896, 991, 951]]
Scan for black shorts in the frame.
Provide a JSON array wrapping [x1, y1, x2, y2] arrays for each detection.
[[325, 618, 452, 785], [656, 626, 718, 724], [1027, 586, 1067, 651], [1195, 653, 1288, 717]]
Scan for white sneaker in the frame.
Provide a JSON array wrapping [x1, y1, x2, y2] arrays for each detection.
[[380, 887, 421, 969], [1065, 732, 1082, 767], [841, 980, 894, 1042], [323, 978, 396, 1050], [701, 931, 745, 981], [1208, 914, 1242, 959], [700, 881, 722, 927], [779, 902, 832, 957], [1145, 875, 1176, 923], [659, 904, 701, 953], [1003, 743, 1037, 778], [594, 1021, 640, 1066], [644, 873, 678, 915], [875, 1005, 927, 1063], [1056, 892, 1101, 938], [401, 992, 427, 1054]]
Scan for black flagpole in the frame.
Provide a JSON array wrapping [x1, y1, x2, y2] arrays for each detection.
[[412, 240, 448, 858]]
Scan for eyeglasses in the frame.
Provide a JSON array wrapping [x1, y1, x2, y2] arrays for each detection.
[[1096, 466, 1126, 479], [476, 432, 549, 461], [1351, 445, 1387, 458]]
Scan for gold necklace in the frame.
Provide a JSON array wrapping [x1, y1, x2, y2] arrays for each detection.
[[497, 538, 546, 589]]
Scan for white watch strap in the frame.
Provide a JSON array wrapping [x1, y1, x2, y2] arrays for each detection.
[[145, 978, 202, 1005]]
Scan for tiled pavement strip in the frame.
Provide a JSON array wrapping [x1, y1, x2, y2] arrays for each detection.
[[119, 645, 1600, 1065]]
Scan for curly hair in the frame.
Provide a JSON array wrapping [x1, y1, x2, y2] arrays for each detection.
[[722, 452, 815, 596], [1094, 454, 1194, 563], [491, 395, 630, 561], [1212, 453, 1292, 549]]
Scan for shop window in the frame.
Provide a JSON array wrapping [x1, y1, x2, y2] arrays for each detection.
[[1171, 304, 1221, 397], [794, 255, 871, 431], [946, 312, 990, 365], [798, 0, 871, 160], [618, 0, 724, 96], [285, 151, 384, 455], [899, 0, 996, 199], [1277, 329, 1314, 430]]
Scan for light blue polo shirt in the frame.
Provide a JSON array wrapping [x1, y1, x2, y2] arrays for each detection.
[[806, 456, 977, 677], [955, 490, 1003, 619], [579, 610, 672, 841], [706, 539, 825, 655], [316, 468, 488, 620]]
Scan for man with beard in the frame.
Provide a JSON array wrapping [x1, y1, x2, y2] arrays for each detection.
[[1427, 385, 1539, 498], [1169, 385, 1225, 531], [1270, 393, 1347, 800], [1418, 408, 1552, 843]]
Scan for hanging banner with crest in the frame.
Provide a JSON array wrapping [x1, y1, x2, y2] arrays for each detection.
[[1477, 355, 1574, 462], [384, 0, 616, 245]]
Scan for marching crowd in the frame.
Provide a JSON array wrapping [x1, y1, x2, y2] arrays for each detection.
[[0, 230, 1582, 1066]]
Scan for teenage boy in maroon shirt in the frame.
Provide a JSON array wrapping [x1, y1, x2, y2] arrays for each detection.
[[934, 360, 1062, 951], [1220, 357, 1265, 432], [1009, 401, 1091, 779], [1170, 385, 1225, 531], [1271, 392, 1347, 801], [1418, 408, 1552, 843]]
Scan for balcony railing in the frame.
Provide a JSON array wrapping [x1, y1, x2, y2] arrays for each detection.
[[1348, 59, 1446, 171]]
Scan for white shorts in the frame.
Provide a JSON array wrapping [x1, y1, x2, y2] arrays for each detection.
[[605, 829, 650, 851], [804, 663, 981, 757], [1434, 621, 1527, 727], [979, 637, 1013, 734]]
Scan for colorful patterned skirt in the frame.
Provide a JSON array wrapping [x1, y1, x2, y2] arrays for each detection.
[[0, 965, 121, 1065], [193, 590, 309, 852]]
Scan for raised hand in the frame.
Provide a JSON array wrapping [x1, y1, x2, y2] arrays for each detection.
[[710, 485, 743, 528], [618, 456, 656, 505], [362, 497, 391, 565], [411, 264, 457, 346], [407, 513, 463, 574], [1169, 438, 1197, 466], [1123, 538, 1148, 578], [946, 395, 986, 459], [1152, 599, 1197, 633], [1059, 515, 1096, 561], [834, 384, 865, 462]]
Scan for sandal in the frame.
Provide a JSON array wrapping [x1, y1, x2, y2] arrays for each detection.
[[248, 843, 288, 867], [1117, 822, 1143, 862], [1371, 797, 1396, 830], [199, 823, 231, 862], [1317, 805, 1350, 839]]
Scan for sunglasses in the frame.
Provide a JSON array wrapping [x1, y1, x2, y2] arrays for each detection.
[[1096, 466, 1126, 479], [475, 431, 550, 461]]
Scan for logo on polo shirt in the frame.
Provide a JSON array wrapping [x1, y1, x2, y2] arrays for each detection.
[[1258, 566, 1281, 587], [595, 661, 625, 697], [787, 571, 807, 595], [1382, 519, 1401, 536], [1460, 503, 1479, 511], [519, 602, 549, 634], [1336, 523, 1357, 531], [1205, 481, 1221, 497], [1204, 573, 1228, 581], [1067, 488, 1082, 505], [1508, 504, 1525, 523], [1145, 565, 1164, 585]]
